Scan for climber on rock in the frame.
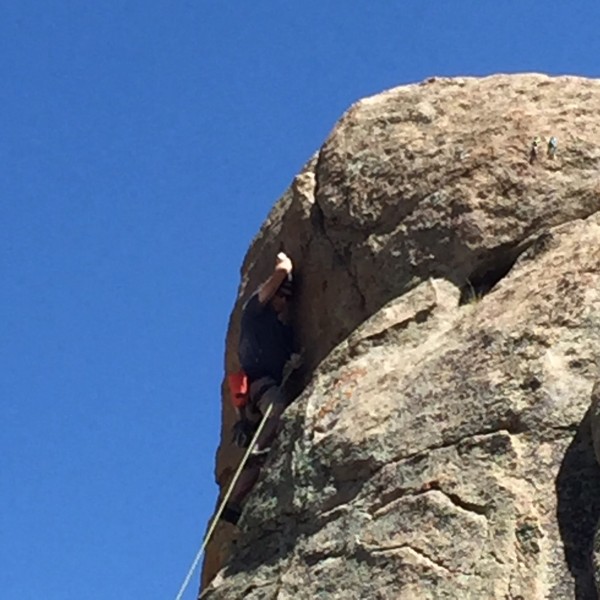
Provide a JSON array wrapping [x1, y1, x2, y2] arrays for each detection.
[[221, 251, 301, 526], [547, 136, 558, 159], [529, 136, 541, 165]]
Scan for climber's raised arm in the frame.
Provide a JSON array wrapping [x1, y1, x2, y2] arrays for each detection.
[[257, 252, 293, 304]]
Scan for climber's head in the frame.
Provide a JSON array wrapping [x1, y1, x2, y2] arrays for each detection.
[[271, 276, 293, 314]]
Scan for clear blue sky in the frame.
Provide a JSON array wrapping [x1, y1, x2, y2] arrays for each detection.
[[2, 2, 599, 599]]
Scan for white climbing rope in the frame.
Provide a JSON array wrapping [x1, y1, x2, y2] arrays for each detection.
[[173, 401, 274, 600]]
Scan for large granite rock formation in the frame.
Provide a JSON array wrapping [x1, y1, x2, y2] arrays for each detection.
[[201, 74, 600, 599]]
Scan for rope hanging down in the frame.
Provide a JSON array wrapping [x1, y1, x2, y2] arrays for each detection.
[[173, 402, 274, 600]]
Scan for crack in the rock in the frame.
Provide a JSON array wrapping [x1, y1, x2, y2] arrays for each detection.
[[356, 538, 452, 574], [312, 149, 367, 311], [400, 421, 579, 465], [240, 580, 277, 598], [301, 547, 348, 567], [301, 423, 580, 527], [361, 423, 581, 514], [425, 482, 489, 516], [396, 428, 519, 468], [371, 479, 489, 519]]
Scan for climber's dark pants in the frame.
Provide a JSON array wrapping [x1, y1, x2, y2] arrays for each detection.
[[225, 377, 287, 515], [248, 376, 287, 451]]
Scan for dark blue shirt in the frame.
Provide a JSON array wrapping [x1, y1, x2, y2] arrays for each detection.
[[238, 291, 293, 383]]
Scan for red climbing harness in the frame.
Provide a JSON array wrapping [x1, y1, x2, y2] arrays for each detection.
[[227, 371, 249, 408]]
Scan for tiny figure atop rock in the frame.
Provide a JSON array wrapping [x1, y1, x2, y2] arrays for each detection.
[[529, 136, 541, 165]]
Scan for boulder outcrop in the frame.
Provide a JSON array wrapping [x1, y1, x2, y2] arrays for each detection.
[[202, 74, 600, 599]]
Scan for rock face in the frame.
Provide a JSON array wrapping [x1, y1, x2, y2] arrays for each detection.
[[201, 74, 600, 599]]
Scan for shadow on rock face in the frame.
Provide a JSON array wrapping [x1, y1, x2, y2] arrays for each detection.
[[556, 411, 600, 600]]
